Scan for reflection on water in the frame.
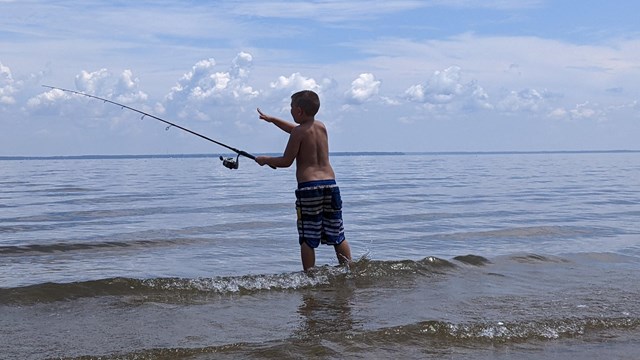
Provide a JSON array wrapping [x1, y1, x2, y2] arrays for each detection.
[[297, 286, 357, 337]]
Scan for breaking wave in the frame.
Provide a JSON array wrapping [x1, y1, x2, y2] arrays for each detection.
[[0, 255, 475, 305]]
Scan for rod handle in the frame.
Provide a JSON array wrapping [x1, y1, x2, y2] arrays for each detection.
[[238, 150, 276, 169]]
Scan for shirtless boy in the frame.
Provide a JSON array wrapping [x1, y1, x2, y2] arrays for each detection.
[[255, 90, 352, 271]]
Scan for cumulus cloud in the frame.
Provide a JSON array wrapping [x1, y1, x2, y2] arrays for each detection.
[[405, 67, 463, 103], [72, 68, 148, 103], [115, 70, 148, 103], [0, 62, 18, 105], [270, 72, 324, 92], [549, 101, 604, 121], [267, 72, 338, 115], [166, 53, 258, 103], [27, 68, 148, 121], [230, 51, 253, 79], [75, 68, 111, 95], [163, 52, 259, 121], [26, 88, 69, 110], [345, 73, 380, 104], [497, 88, 551, 113], [571, 102, 600, 119], [404, 66, 492, 111]]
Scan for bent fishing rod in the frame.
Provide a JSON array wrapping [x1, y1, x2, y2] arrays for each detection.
[[42, 85, 273, 169]]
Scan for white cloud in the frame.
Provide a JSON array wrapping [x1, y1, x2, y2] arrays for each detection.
[[151, 52, 263, 132], [405, 66, 461, 103], [115, 70, 148, 103], [571, 102, 598, 119], [26, 88, 68, 110], [345, 73, 380, 104], [404, 84, 426, 103], [230, 51, 253, 79], [549, 107, 567, 118], [26, 68, 149, 126], [74, 69, 111, 95], [403, 66, 492, 111], [0, 62, 18, 105], [70, 68, 148, 104], [0, 63, 14, 82], [267, 72, 340, 116], [163, 53, 259, 122], [356, 33, 640, 104], [270, 72, 323, 92], [497, 88, 550, 113], [549, 101, 605, 121], [425, 66, 464, 103]]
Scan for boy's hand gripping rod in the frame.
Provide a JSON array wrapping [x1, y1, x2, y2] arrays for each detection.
[[42, 85, 274, 169]]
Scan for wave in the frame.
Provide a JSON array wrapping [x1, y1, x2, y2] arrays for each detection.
[[362, 317, 640, 343], [0, 256, 476, 305], [0, 238, 195, 255], [56, 316, 640, 359], [4, 252, 637, 306], [0, 274, 332, 305]]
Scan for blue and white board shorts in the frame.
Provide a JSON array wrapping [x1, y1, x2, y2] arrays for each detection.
[[295, 179, 346, 248]]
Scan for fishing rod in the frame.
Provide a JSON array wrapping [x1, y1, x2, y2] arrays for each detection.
[[42, 85, 273, 169]]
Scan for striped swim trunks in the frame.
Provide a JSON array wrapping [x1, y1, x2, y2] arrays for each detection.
[[295, 179, 346, 248]]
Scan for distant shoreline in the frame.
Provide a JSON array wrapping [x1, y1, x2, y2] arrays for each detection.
[[1, 150, 638, 161]]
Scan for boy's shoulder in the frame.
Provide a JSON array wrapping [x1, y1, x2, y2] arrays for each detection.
[[309, 119, 327, 131], [294, 119, 326, 133]]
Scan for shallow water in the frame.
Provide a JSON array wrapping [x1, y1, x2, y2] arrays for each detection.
[[1, 152, 639, 359]]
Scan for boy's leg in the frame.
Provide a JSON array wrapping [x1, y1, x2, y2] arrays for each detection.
[[334, 239, 352, 266], [301, 242, 316, 271]]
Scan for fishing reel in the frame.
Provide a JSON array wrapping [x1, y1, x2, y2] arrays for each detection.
[[219, 155, 240, 169]]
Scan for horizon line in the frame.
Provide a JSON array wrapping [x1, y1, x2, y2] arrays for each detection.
[[1, 149, 639, 161]]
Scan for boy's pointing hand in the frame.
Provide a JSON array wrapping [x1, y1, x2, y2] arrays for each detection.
[[257, 108, 271, 122]]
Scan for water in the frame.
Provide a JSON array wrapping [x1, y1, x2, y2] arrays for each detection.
[[1, 152, 639, 359]]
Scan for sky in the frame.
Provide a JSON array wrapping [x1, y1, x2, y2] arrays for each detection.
[[1, 0, 639, 156]]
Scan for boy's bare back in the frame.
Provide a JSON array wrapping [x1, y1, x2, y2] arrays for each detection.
[[290, 120, 335, 183]]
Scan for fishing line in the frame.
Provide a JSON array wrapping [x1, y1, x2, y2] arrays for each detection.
[[42, 85, 273, 169]]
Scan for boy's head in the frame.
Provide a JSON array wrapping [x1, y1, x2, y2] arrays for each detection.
[[291, 90, 320, 116]]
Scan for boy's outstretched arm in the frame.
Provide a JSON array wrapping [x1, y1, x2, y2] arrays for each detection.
[[255, 126, 302, 168], [257, 108, 297, 134]]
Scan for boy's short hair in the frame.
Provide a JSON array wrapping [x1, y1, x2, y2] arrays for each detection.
[[291, 90, 320, 116]]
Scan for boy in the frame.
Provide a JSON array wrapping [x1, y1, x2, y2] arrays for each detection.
[[255, 90, 352, 272]]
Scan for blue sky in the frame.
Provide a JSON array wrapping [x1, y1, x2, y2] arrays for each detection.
[[1, 0, 639, 156]]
